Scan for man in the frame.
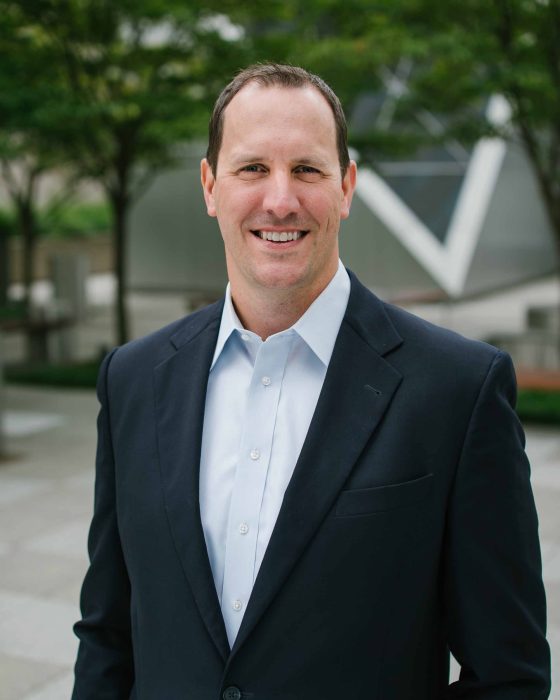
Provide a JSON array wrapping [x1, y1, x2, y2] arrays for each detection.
[[73, 64, 550, 699]]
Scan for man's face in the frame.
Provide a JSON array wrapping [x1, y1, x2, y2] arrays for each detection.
[[201, 83, 356, 299]]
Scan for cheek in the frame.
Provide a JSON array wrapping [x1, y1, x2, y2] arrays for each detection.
[[217, 188, 259, 223], [310, 189, 343, 219]]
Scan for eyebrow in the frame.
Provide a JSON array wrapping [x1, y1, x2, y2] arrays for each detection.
[[296, 157, 330, 169], [230, 155, 265, 166], [230, 154, 331, 169]]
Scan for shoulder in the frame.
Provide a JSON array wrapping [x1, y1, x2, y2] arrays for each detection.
[[385, 300, 498, 364], [101, 299, 224, 384], [346, 269, 506, 388], [385, 300, 515, 394]]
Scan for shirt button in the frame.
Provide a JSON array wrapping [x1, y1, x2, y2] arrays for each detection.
[[261, 376, 271, 386], [250, 449, 260, 460], [232, 599, 243, 612], [241, 333, 250, 341], [239, 522, 249, 535]]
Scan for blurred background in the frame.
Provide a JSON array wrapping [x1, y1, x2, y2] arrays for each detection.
[[0, 1, 558, 697]]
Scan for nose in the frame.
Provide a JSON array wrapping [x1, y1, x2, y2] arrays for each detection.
[[261, 171, 301, 219]]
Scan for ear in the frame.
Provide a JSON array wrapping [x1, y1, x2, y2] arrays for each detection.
[[200, 158, 217, 217], [340, 160, 357, 220]]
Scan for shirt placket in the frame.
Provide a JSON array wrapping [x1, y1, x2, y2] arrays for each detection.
[[220, 332, 293, 645]]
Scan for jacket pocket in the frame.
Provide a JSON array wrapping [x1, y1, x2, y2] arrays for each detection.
[[335, 473, 433, 517]]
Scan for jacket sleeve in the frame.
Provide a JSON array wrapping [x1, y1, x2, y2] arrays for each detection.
[[444, 350, 551, 698], [72, 348, 134, 699]]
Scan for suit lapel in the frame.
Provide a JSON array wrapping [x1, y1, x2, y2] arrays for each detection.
[[230, 274, 403, 657], [154, 302, 230, 662], [153, 275, 404, 663]]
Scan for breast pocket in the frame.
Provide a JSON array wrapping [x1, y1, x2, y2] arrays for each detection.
[[335, 473, 434, 517]]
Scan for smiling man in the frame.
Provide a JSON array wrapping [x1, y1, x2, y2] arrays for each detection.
[[73, 64, 550, 700], [200, 78, 355, 340]]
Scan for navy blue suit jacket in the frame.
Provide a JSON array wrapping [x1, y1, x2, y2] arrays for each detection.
[[73, 271, 550, 699]]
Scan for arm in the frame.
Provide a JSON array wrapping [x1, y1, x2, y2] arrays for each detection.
[[72, 348, 134, 699], [444, 351, 551, 699]]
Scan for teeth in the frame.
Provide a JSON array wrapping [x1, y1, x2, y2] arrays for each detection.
[[258, 230, 303, 242]]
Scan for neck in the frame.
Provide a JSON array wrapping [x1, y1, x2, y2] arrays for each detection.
[[231, 277, 334, 340]]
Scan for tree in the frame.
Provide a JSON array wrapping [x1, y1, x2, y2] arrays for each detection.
[[14, 0, 252, 345], [9, 0, 555, 345], [384, 0, 560, 256], [226, 0, 560, 259], [277, 0, 560, 257], [0, 211, 13, 306], [0, 2, 73, 315]]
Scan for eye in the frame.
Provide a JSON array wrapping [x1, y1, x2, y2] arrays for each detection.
[[294, 165, 321, 182], [238, 164, 267, 180]]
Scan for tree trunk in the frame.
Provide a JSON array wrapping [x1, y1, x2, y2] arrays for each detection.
[[109, 192, 129, 345], [18, 200, 36, 318], [530, 171, 560, 365], [0, 227, 9, 307], [16, 200, 44, 362], [515, 124, 560, 365], [0, 335, 5, 459], [532, 177, 560, 270]]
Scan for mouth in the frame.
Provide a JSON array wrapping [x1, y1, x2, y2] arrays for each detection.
[[250, 229, 309, 243]]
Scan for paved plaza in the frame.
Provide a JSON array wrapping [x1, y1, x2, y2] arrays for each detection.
[[0, 277, 559, 698], [1, 389, 559, 699]]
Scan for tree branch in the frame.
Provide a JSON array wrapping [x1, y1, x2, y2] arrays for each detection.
[[492, 0, 560, 237], [0, 159, 22, 203]]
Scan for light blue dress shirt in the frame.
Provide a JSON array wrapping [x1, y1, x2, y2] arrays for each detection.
[[199, 261, 350, 646]]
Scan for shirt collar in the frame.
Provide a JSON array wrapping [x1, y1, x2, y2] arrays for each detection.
[[291, 260, 350, 366], [210, 284, 244, 370], [211, 260, 350, 370]]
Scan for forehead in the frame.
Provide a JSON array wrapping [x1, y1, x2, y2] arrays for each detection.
[[220, 83, 338, 159]]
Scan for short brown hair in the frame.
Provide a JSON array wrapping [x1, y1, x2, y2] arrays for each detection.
[[206, 63, 350, 177]]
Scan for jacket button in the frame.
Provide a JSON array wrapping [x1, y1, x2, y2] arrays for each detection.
[[223, 687, 242, 700]]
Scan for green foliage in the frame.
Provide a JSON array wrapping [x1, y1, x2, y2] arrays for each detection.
[[1, 0, 558, 341], [217, 0, 560, 222], [0, 300, 26, 322], [289, 0, 560, 239], [0, 201, 110, 237], [517, 389, 560, 425], [38, 201, 111, 237], [13, 0, 251, 200], [2, 0, 559, 211], [0, 1, 72, 170], [1, 0, 259, 342], [3, 358, 101, 388], [0, 208, 16, 236]]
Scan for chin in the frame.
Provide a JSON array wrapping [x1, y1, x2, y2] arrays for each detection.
[[255, 276, 303, 292], [251, 264, 310, 292]]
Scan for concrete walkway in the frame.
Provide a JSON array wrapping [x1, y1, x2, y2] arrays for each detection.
[[0, 385, 558, 699], [0, 387, 96, 700]]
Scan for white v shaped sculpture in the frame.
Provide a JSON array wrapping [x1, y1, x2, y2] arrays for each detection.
[[355, 95, 511, 297]]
